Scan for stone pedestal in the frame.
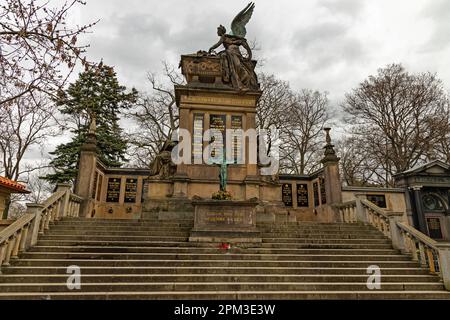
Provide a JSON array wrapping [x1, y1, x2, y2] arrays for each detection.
[[189, 200, 261, 243]]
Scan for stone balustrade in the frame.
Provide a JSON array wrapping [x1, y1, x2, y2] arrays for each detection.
[[0, 183, 83, 271], [336, 196, 450, 290], [335, 200, 357, 223], [360, 199, 392, 237]]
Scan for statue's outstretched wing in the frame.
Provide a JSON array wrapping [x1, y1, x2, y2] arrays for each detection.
[[230, 2, 255, 38]]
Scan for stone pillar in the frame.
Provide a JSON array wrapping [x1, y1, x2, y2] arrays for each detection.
[[175, 107, 190, 179], [25, 203, 44, 247], [386, 211, 405, 252], [354, 195, 368, 223], [410, 186, 428, 234], [245, 111, 258, 177], [172, 174, 189, 198], [56, 183, 72, 218], [436, 243, 450, 291], [321, 128, 342, 222], [75, 117, 97, 218]]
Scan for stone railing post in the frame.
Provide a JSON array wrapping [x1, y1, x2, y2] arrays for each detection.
[[56, 183, 72, 218], [436, 243, 450, 291], [25, 203, 44, 247], [355, 195, 367, 223], [386, 212, 405, 252]]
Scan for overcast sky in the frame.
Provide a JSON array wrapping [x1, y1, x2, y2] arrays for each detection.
[[68, 0, 450, 103], [28, 0, 450, 163]]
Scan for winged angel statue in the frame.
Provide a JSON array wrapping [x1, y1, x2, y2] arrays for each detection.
[[208, 2, 259, 91]]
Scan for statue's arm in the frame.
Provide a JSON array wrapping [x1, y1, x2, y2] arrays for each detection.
[[242, 40, 252, 60], [208, 36, 224, 53]]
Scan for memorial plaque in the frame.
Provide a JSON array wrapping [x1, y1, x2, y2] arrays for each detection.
[[124, 178, 138, 203], [427, 217, 443, 239], [106, 178, 121, 203], [319, 176, 326, 204], [192, 113, 204, 164], [231, 115, 243, 164], [206, 210, 244, 224], [367, 194, 387, 208], [313, 181, 319, 207], [296, 184, 309, 207], [282, 183, 293, 207], [209, 114, 226, 158], [190, 200, 260, 243]]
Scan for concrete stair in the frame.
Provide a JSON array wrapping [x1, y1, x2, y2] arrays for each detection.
[[0, 218, 449, 299]]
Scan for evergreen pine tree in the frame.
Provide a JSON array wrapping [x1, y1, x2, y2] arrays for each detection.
[[44, 63, 138, 184]]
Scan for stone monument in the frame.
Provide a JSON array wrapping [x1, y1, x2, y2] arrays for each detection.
[[184, 3, 262, 242]]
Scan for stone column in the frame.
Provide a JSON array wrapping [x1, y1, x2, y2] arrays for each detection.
[[56, 183, 72, 218], [320, 128, 342, 222], [354, 195, 368, 223], [436, 243, 450, 291], [245, 111, 258, 177], [410, 186, 428, 234], [386, 211, 405, 252], [25, 203, 44, 247], [321, 128, 342, 205], [175, 107, 191, 180], [75, 117, 97, 218]]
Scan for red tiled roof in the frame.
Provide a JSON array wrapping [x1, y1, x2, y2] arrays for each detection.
[[0, 176, 29, 193]]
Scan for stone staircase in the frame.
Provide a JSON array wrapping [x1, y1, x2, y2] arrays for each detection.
[[0, 218, 449, 299]]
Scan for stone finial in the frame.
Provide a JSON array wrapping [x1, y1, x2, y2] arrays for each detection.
[[81, 112, 97, 152], [88, 113, 96, 135], [325, 127, 332, 144], [321, 127, 340, 165]]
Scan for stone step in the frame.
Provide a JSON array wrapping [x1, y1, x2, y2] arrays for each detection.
[[48, 225, 382, 235], [260, 233, 387, 239], [45, 230, 384, 239], [55, 220, 371, 229], [51, 222, 195, 228], [257, 227, 379, 231], [49, 226, 193, 232], [260, 242, 393, 249], [0, 274, 439, 283], [35, 240, 395, 249], [2, 218, 445, 300], [257, 221, 373, 229], [258, 225, 381, 230], [29, 246, 400, 255], [39, 234, 391, 244], [262, 238, 391, 244], [18, 252, 412, 262], [0, 282, 444, 293], [11, 259, 420, 268], [55, 219, 193, 225], [0, 290, 449, 300], [49, 224, 192, 230], [47, 230, 191, 237], [39, 235, 190, 242], [1, 266, 432, 276]]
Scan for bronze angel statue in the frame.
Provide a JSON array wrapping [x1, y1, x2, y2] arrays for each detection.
[[208, 2, 259, 91]]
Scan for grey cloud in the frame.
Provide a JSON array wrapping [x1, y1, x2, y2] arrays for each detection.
[[291, 22, 366, 71], [421, 0, 450, 52], [317, 0, 364, 18], [83, 8, 230, 91]]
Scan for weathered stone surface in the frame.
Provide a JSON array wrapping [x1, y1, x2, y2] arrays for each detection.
[[0, 218, 449, 300]]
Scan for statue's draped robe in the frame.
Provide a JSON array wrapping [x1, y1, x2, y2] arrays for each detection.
[[218, 36, 258, 90]]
